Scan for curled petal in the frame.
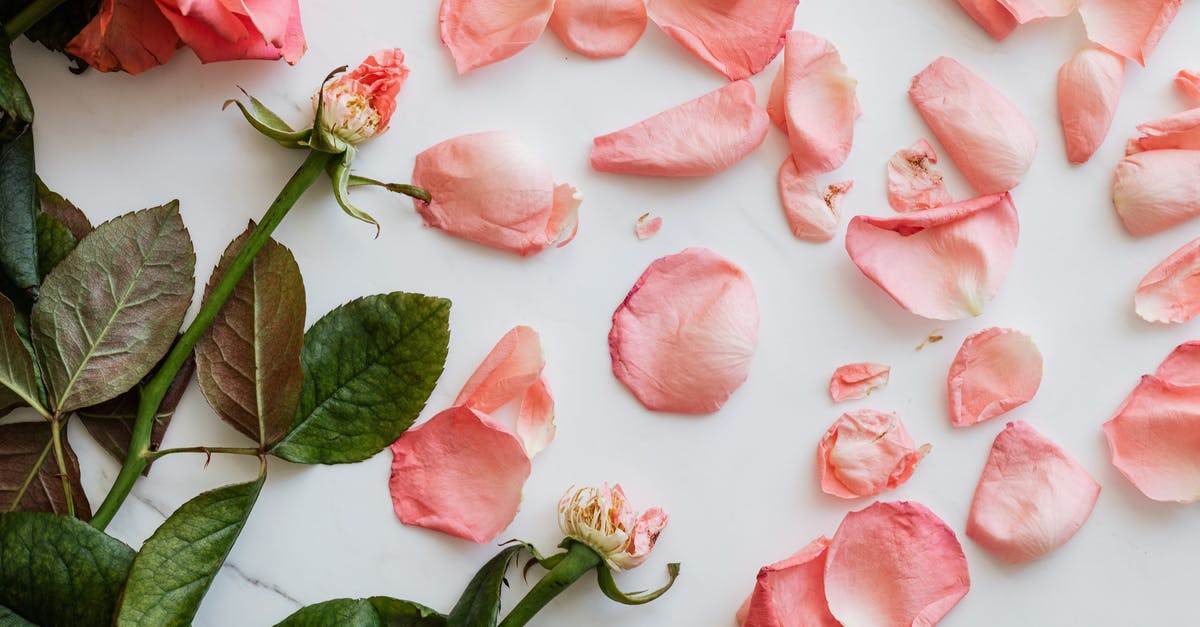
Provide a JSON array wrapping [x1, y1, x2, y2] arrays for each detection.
[[778, 158, 851, 243], [948, 327, 1043, 427], [967, 422, 1100, 563], [1078, 0, 1182, 66], [591, 80, 769, 177], [845, 193, 1020, 320], [887, 139, 953, 213], [517, 376, 556, 457], [1113, 149, 1200, 237], [1125, 108, 1200, 154], [634, 214, 663, 240], [910, 57, 1038, 194], [547, 184, 583, 248], [780, 31, 858, 178], [439, 0, 555, 73], [645, 0, 798, 80], [609, 248, 759, 414], [829, 363, 891, 402], [737, 538, 839, 627], [818, 409, 930, 499], [1104, 375, 1200, 502], [548, 0, 647, 58], [155, 0, 306, 64], [1135, 236, 1200, 324], [1058, 46, 1125, 165], [997, 0, 1080, 22], [1177, 70, 1200, 102], [65, 0, 181, 74], [1157, 342, 1200, 386], [953, 0, 1019, 39], [455, 325, 545, 413]]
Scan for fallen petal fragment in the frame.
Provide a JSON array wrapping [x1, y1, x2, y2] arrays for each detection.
[[1078, 0, 1182, 66], [645, 0, 798, 80], [818, 409, 930, 499], [780, 31, 858, 178], [778, 158, 851, 243], [1113, 149, 1200, 237], [548, 0, 647, 58], [439, 0, 555, 73], [1125, 109, 1200, 154], [1058, 46, 1125, 164], [635, 214, 663, 240], [1135, 236, 1200, 324], [887, 139, 954, 213], [1104, 375, 1200, 502], [736, 538, 839, 627], [948, 327, 1043, 427], [829, 363, 891, 402]]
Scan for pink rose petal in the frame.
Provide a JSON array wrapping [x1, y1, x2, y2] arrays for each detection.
[[634, 214, 663, 240], [736, 537, 839, 627], [1157, 342, 1200, 386], [779, 31, 858, 178], [967, 422, 1100, 563], [766, 69, 787, 132], [778, 158, 851, 243], [156, 0, 306, 64], [517, 376, 556, 457], [887, 139, 954, 213], [1125, 109, 1200, 154], [829, 363, 891, 402], [609, 248, 759, 414], [1058, 46, 1125, 165], [1135, 236, 1200, 324], [590, 80, 769, 177], [645, 0, 798, 80], [1078, 0, 1182, 66], [953, 0, 1019, 39], [845, 193, 1020, 320], [1113, 149, 1200, 237], [438, 0, 555, 73], [948, 327, 1043, 427], [910, 57, 1038, 195], [548, 0, 646, 58], [1177, 70, 1200, 102], [997, 0, 1079, 22], [1104, 375, 1200, 502], [818, 409, 930, 499], [455, 325, 545, 413], [825, 501, 970, 627]]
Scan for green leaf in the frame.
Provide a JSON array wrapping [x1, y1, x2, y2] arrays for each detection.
[[31, 202, 195, 413], [195, 226, 304, 447], [37, 179, 94, 240], [0, 42, 32, 142], [0, 421, 89, 519], [270, 292, 450, 464], [447, 545, 523, 627], [0, 511, 135, 627], [276, 597, 447, 627], [0, 604, 35, 626], [36, 212, 75, 280], [223, 91, 310, 148], [1, 0, 99, 60], [0, 294, 45, 415], [329, 148, 380, 232], [115, 475, 265, 627], [0, 130, 37, 291]]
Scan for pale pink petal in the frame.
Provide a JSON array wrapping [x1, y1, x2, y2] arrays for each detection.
[[1125, 108, 1200, 154], [65, 0, 181, 74], [1058, 46, 1125, 165], [845, 193, 1021, 320], [1104, 375, 1200, 502], [825, 501, 970, 627], [590, 80, 769, 177], [967, 422, 1100, 563], [948, 328, 1043, 428], [953, 0, 1019, 39], [738, 538, 839, 627], [546, 184, 582, 248], [1135, 236, 1200, 324], [1113, 149, 1200, 237], [818, 409, 931, 499], [645, 0, 798, 80], [455, 325, 544, 413], [778, 158, 851, 243], [609, 248, 759, 414], [548, 0, 646, 58], [887, 139, 954, 213], [438, 0, 555, 73], [625, 506, 669, 566], [829, 363, 891, 402], [516, 376, 555, 457], [634, 214, 663, 240], [910, 57, 1038, 195], [997, 0, 1079, 22], [1157, 342, 1200, 386], [780, 32, 858, 178], [389, 407, 531, 543], [1078, 0, 1182, 66], [1177, 70, 1200, 102]]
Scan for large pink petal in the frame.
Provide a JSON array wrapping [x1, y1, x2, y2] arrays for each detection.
[[591, 80, 769, 177], [1125, 108, 1200, 154], [548, 0, 646, 58], [887, 139, 954, 213], [1078, 0, 1182, 66], [910, 57, 1038, 195], [780, 31, 858, 178], [953, 0, 1019, 40], [1157, 342, 1200, 386], [517, 376, 556, 457], [737, 538, 839, 627], [65, 0, 181, 74], [455, 326, 544, 413], [948, 327, 1043, 427], [825, 501, 970, 627], [1058, 46, 1125, 165], [1177, 70, 1200, 102], [1104, 375, 1200, 502], [1135, 236, 1200, 324], [1113, 149, 1200, 237], [439, 0, 554, 73], [818, 410, 930, 499], [389, 407, 531, 543], [829, 363, 891, 402], [845, 193, 1021, 320], [997, 0, 1079, 22], [609, 248, 759, 414], [778, 157, 851, 243], [967, 422, 1100, 563], [645, 0, 798, 80]]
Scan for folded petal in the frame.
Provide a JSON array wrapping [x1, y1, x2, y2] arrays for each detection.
[[948, 327, 1043, 427], [610, 248, 759, 414], [738, 538, 839, 627], [65, 0, 181, 74], [1135, 236, 1200, 324], [766, 68, 787, 131], [1104, 375, 1200, 502], [645, 0, 798, 80], [1157, 342, 1200, 386], [1058, 46, 1125, 165], [1078, 0, 1182, 66], [887, 139, 954, 213], [634, 214, 663, 240], [546, 183, 582, 248], [548, 0, 646, 58], [829, 363, 891, 402], [953, 0, 1019, 39], [910, 57, 1038, 194], [1177, 70, 1200, 102], [825, 501, 970, 627], [845, 193, 1020, 320], [780, 32, 858, 178], [967, 422, 1100, 563], [439, 0, 555, 73], [517, 376, 556, 457], [455, 325, 545, 413], [997, 0, 1079, 22], [1113, 149, 1200, 237], [778, 158, 851, 243], [818, 410, 930, 499], [590, 80, 769, 177], [1125, 108, 1200, 153]]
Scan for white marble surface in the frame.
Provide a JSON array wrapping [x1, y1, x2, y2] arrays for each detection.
[[9, 0, 1200, 624]]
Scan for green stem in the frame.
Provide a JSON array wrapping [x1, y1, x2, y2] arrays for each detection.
[[4, 0, 68, 41], [48, 416, 72, 517], [90, 150, 335, 530], [145, 446, 263, 461], [499, 541, 602, 627]]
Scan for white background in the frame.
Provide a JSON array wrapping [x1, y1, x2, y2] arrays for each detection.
[[10, 0, 1200, 624]]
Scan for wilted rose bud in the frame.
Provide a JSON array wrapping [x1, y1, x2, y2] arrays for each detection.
[[314, 48, 408, 148], [558, 484, 667, 572]]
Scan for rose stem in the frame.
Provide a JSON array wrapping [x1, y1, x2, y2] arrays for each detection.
[[498, 541, 603, 627]]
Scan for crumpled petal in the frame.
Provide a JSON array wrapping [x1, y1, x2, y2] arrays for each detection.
[[778, 158, 851, 243], [829, 363, 891, 402], [1104, 375, 1200, 502], [736, 537, 839, 627], [1058, 46, 1125, 165], [779, 31, 858, 178], [609, 247, 759, 414], [548, 0, 646, 58], [455, 325, 545, 413], [389, 407, 531, 543], [590, 80, 769, 177], [1078, 0, 1182, 66], [645, 0, 798, 81], [412, 131, 580, 256], [967, 422, 1100, 563], [65, 0, 181, 74], [1177, 70, 1200, 102], [516, 376, 555, 457], [997, 0, 1079, 22], [818, 409, 931, 499], [948, 327, 1043, 427], [439, 0, 555, 73], [953, 0, 1019, 39], [910, 57, 1038, 195], [1135, 236, 1200, 324], [1157, 342, 1200, 386], [634, 214, 663, 240], [825, 501, 970, 627], [845, 193, 1021, 320], [1125, 108, 1200, 154], [1113, 149, 1200, 237], [887, 139, 954, 213]]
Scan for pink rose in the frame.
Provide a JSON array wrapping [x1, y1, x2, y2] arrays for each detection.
[[316, 49, 409, 146]]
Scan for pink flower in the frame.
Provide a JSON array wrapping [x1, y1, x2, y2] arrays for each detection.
[[829, 363, 891, 402], [1136, 236, 1200, 324], [1113, 149, 1200, 237], [948, 327, 1043, 427], [886, 139, 953, 213], [558, 484, 667, 571], [316, 49, 409, 146], [1058, 46, 1125, 165], [736, 538, 839, 627], [548, 0, 647, 59], [777, 157, 851, 243], [1078, 0, 1182, 66], [818, 409, 930, 499], [646, 0, 798, 81]]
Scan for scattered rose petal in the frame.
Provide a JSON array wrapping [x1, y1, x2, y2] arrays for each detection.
[[548, 0, 647, 58], [825, 501, 970, 627], [948, 327, 1043, 427], [1125, 108, 1200, 154], [590, 80, 769, 177], [845, 193, 1020, 320], [910, 57, 1038, 194], [997, 0, 1079, 22], [412, 131, 581, 256], [1177, 70, 1200, 102], [779, 31, 858, 178], [438, 0, 555, 73], [736, 537, 839, 627], [1113, 149, 1200, 237], [517, 376, 556, 457], [1058, 46, 1125, 165], [829, 363, 891, 402], [455, 326, 545, 413], [1078, 0, 1182, 66], [1157, 342, 1200, 386], [887, 139, 954, 213], [953, 0, 1019, 39], [818, 409, 930, 499], [1135, 236, 1200, 324], [609, 248, 759, 414], [645, 0, 798, 80], [634, 214, 663, 240], [967, 422, 1100, 563], [1104, 375, 1200, 502], [778, 158, 851, 243], [65, 0, 181, 74]]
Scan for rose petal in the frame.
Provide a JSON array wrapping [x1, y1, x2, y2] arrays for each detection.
[[155, 0, 305, 64], [845, 193, 1020, 320], [1078, 0, 1182, 66], [634, 214, 663, 240], [548, 0, 646, 58], [389, 407, 531, 543], [1135, 236, 1200, 324], [455, 325, 545, 413], [779, 32, 858, 178], [737, 537, 839, 627], [887, 139, 954, 213], [1104, 375, 1200, 502], [818, 409, 930, 499], [1057, 46, 1125, 165], [953, 0, 1019, 40], [645, 0, 798, 80], [766, 69, 787, 132], [609, 247, 759, 414], [1157, 342, 1200, 386], [997, 0, 1079, 22], [1177, 70, 1200, 102], [590, 80, 769, 177], [65, 0, 181, 74], [825, 501, 970, 627], [517, 376, 556, 457], [829, 363, 891, 402], [967, 421, 1100, 563], [546, 183, 582, 248], [778, 158, 851, 243], [438, 0, 555, 73], [1113, 149, 1200, 237], [1125, 108, 1200, 154], [910, 57, 1038, 194], [948, 327, 1043, 427]]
